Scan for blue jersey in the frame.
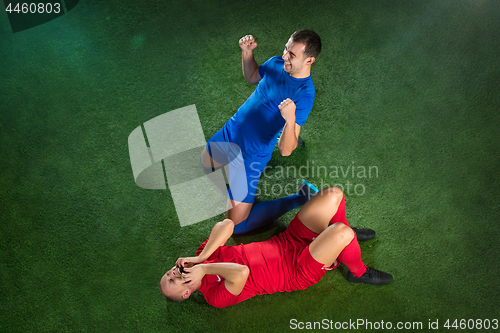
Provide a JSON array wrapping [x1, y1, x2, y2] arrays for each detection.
[[220, 56, 315, 161]]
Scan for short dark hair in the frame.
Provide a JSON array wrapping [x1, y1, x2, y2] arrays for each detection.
[[291, 29, 322, 58]]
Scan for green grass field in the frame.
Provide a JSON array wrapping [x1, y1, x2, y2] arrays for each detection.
[[1, 0, 499, 332]]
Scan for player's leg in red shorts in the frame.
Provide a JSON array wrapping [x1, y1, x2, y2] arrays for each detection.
[[296, 187, 367, 277]]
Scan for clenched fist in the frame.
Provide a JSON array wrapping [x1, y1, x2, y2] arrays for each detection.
[[239, 35, 258, 51], [279, 98, 296, 122]]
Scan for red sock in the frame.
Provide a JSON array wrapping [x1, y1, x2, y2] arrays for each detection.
[[330, 195, 367, 277], [337, 237, 367, 277]]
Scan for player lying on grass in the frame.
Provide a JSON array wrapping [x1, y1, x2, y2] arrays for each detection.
[[160, 186, 393, 308]]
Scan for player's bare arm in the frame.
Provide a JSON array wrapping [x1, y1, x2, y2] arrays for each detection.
[[239, 35, 262, 84], [183, 262, 249, 296], [278, 98, 300, 156], [175, 218, 248, 295], [176, 219, 234, 269]]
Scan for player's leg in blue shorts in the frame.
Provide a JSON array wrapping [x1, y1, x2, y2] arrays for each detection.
[[202, 128, 318, 234]]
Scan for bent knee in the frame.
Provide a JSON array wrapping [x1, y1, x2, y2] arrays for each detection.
[[332, 223, 355, 245], [330, 186, 344, 197], [321, 186, 344, 203], [200, 147, 213, 169]]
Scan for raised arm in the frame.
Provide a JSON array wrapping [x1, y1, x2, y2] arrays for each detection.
[[176, 219, 235, 269], [239, 35, 262, 84], [178, 219, 249, 296], [198, 219, 234, 261]]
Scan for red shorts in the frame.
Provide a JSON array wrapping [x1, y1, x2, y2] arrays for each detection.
[[275, 213, 340, 290]]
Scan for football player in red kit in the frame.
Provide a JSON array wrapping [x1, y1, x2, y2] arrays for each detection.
[[160, 186, 392, 308]]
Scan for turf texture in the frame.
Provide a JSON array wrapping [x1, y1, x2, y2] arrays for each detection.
[[1, 0, 499, 332]]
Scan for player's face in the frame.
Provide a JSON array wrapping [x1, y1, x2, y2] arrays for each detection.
[[160, 266, 187, 301], [282, 38, 309, 77]]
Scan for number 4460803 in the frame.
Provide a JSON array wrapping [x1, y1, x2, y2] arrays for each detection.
[[444, 319, 498, 330], [5, 3, 61, 14]]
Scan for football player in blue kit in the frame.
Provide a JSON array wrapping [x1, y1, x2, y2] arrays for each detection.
[[200, 29, 323, 234]]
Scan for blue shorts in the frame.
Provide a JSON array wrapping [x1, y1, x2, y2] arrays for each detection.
[[205, 128, 270, 204]]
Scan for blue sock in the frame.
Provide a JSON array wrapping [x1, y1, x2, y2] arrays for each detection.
[[233, 193, 308, 234]]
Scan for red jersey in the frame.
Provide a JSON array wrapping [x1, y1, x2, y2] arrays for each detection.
[[197, 215, 328, 308]]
